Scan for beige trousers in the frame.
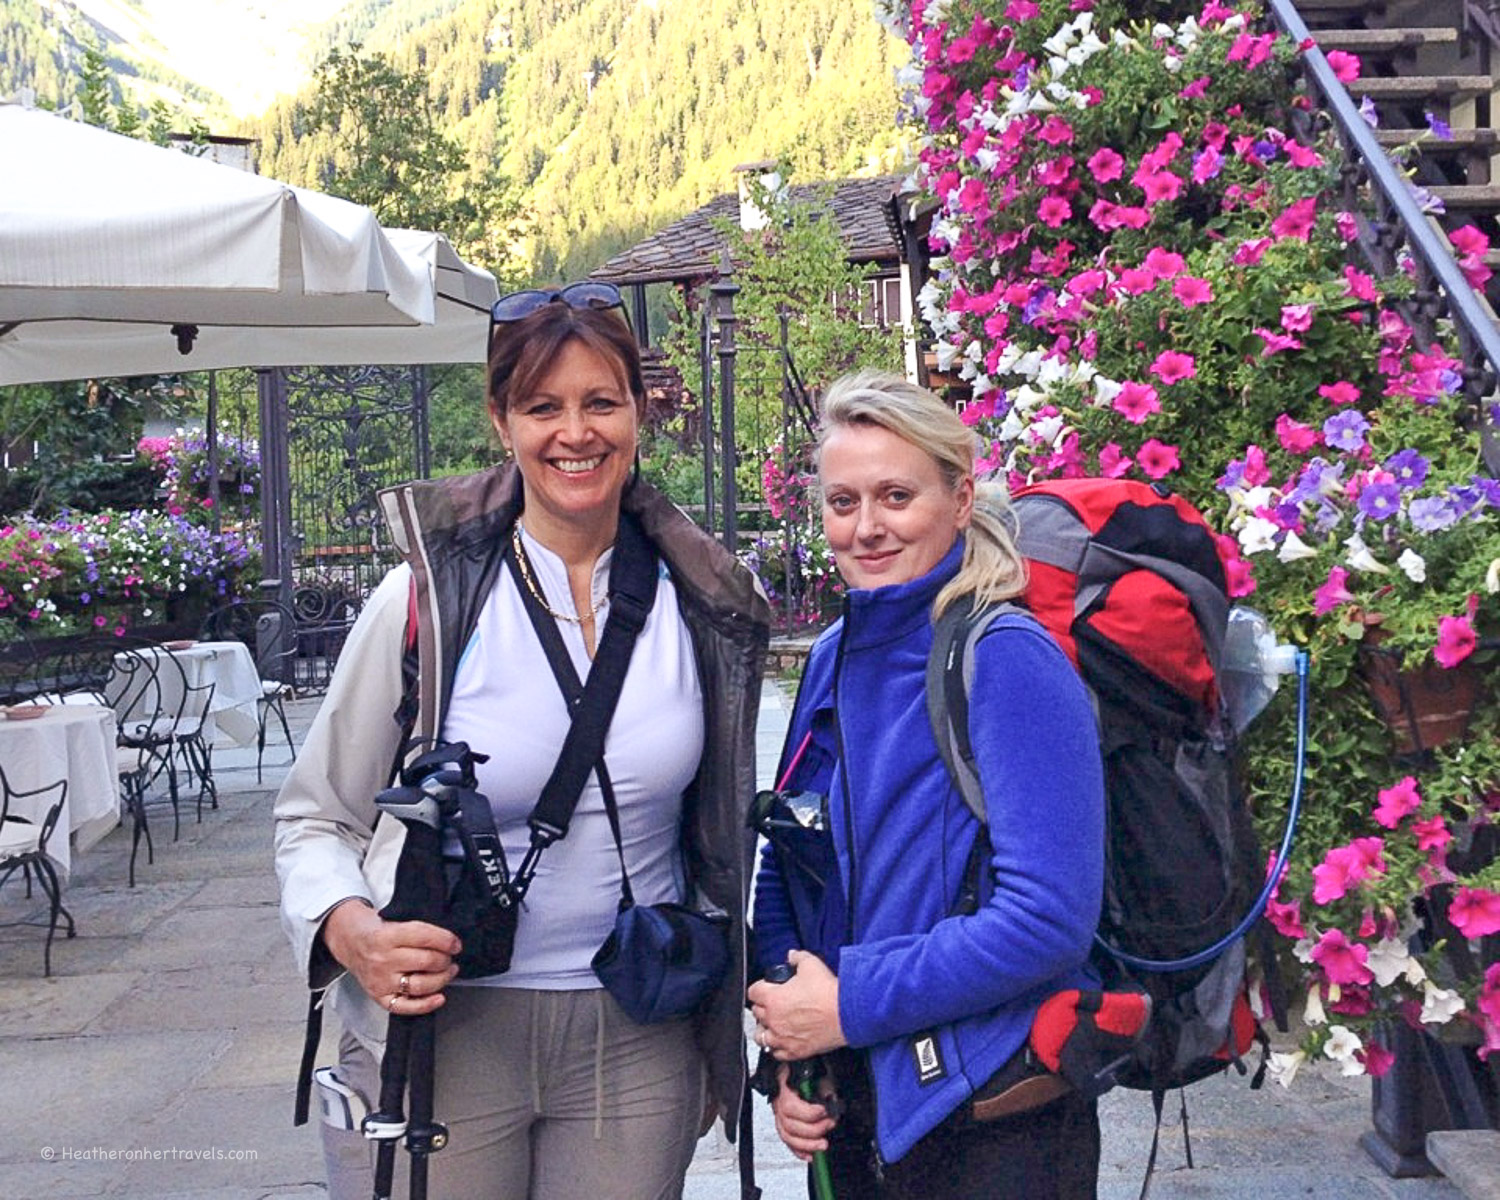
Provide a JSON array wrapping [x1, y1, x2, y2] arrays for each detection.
[[320, 985, 706, 1200]]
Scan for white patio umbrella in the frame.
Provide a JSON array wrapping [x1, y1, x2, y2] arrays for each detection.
[[0, 102, 498, 385]]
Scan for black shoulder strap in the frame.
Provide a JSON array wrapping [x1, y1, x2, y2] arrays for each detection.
[[926, 599, 1020, 826], [509, 512, 659, 845]]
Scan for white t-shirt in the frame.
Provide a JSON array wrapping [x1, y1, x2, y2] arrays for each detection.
[[441, 525, 705, 988]]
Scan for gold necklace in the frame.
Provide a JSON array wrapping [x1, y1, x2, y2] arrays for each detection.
[[511, 525, 603, 625]]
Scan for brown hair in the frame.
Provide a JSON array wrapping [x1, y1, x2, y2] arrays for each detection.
[[487, 304, 645, 419]]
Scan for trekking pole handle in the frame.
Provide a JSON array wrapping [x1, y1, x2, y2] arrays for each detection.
[[762, 962, 837, 1200]]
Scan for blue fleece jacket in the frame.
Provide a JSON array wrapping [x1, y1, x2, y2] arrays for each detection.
[[753, 541, 1105, 1163]]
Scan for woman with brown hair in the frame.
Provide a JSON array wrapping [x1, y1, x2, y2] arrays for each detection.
[[276, 283, 769, 1198]]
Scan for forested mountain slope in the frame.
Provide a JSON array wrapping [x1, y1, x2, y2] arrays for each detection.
[[246, 0, 908, 280], [2, 0, 906, 282]]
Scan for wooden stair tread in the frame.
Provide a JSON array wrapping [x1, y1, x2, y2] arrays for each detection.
[[1312, 27, 1460, 51], [1349, 76, 1495, 99], [1373, 127, 1500, 149], [1427, 185, 1500, 209]]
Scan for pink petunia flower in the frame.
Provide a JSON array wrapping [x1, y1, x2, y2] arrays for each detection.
[[1136, 439, 1180, 479], [1449, 888, 1500, 940], [1038, 196, 1073, 228], [1311, 837, 1388, 904], [1264, 894, 1305, 940], [1087, 147, 1125, 182], [1325, 50, 1361, 83], [1343, 264, 1379, 302], [1412, 815, 1452, 853], [1372, 776, 1421, 829], [1112, 381, 1161, 424], [1179, 76, 1212, 100], [1137, 169, 1184, 204], [1280, 303, 1315, 332], [1359, 1042, 1396, 1077], [1224, 556, 1257, 598], [1097, 443, 1133, 478], [1038, 116, 1074, 145], [1271, 197, 1319, 241], [1117, 267, 1158, 295], [1434, 610, 1478, 668], [1275, 413, 1320, 454], [1255, 328, 1303, 355], [1450, 224, 1490, 257], [1310, 928, 1374, 986], [1319, 380, 1361, 406], [1233, 237, 1272, 265], [1143, 247, 1186, 279], [1286, 142, 1323, 168], [1173, 275, 1214, 307], [1313, 566, 1354, 615], [1149, 351, 1196, 385], [1478, 963, 1500, 1061]]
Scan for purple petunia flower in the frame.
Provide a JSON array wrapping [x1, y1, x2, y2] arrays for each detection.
[[1440, 368, 1463, 394], [1323, 411, 1371, 452], [1469, 475, 1500, 507], [1383, 449, 1430, 489], [1359, 95, 1380, 128], [1426, 112, 1453, 140], [1252, 140, 1277, 162], [1357, 482, 1402, 520], [1409, 496, 1459, 532]]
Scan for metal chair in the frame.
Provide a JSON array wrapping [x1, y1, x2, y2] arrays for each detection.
[[102, 639, 184, 884], [0, 766, 75, 976], [201, 599, 299, 782]]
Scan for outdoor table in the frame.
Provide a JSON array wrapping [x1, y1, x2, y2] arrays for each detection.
[[119, 640, 263, 746], [0, 702, 120, 877]]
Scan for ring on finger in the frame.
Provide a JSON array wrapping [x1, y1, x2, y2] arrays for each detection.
[[387, 993, 398, 1012], [398, 973, 411, 998]]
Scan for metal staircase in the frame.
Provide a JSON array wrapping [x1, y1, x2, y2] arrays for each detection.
[[1280, 0, 1500, 464]]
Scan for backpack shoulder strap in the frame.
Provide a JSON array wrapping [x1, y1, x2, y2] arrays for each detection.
[[925, 600, 1022, 826]]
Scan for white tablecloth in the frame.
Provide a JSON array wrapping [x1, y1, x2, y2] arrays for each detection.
[[0, 703, 119, 876], [120, 641, 263, 747]]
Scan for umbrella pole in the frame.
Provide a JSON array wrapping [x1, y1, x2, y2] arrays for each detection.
[[206, 370, 222, 536]]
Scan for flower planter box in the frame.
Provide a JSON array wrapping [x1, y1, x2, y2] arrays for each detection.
[[1362, 1022, 1500, 1177], [1358, 644, 1485, 758]]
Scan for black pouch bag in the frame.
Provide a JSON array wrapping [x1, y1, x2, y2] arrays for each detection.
[[593, 899, 731, 1024]]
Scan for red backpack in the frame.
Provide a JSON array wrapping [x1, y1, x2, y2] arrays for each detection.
[[927, 478, 1299, 1101]]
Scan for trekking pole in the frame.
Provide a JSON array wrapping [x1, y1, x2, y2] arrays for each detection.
[[763, 963, 836, 1200], [368, 755, 467, 1200]]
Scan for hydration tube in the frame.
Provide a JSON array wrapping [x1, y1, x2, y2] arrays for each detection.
[[1099, 647, 1311, 974]]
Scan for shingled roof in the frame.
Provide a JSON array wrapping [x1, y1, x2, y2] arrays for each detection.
[[590, 174, 905, 286]]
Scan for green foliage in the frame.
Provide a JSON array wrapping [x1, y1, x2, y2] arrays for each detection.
[[659, 166, 903, 629], [426, 364, 502, 476]]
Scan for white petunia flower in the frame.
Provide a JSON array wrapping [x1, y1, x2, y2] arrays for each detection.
[[1304, 985, 1327, 1027], [1420, 983, 1465, 1025], [1237, 516, 1280, 557], [1397, 548, 1427, 583], [1343, 533, 1390, 574], [1366, 938, 1419, 988], [1323, 1025, 1366, 1076], [1277, 531, 1318, 562], [1267, 1049, 1307, 1088], [1486, 557, 1500, 593]]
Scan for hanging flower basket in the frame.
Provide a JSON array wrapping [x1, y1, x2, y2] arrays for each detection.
[[1358, 644, 1485, 758]]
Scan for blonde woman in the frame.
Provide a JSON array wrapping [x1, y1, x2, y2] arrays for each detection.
[[748, 370, 1105, 1198]]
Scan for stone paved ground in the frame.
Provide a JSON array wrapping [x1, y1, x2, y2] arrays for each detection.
[[0, 688, 1477, 1198]]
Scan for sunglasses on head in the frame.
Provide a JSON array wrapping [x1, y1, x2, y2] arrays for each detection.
[[489, 281, 624, 328]]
